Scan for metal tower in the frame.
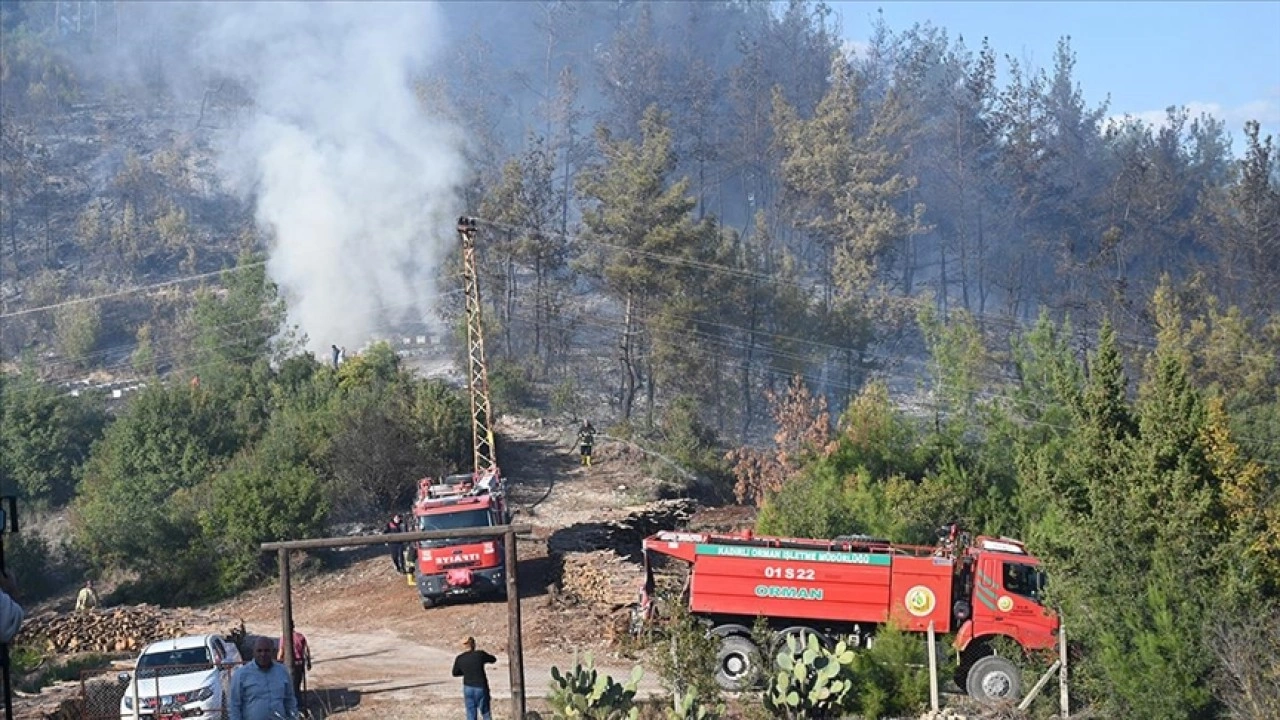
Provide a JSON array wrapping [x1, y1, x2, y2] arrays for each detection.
[[456, 217, 498, 476]]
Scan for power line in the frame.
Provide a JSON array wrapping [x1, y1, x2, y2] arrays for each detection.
[[496, 299, 1280, 465], [8, 289, 465, 385], [467, 215, 1268, 360], [0, 261, 269, 320]]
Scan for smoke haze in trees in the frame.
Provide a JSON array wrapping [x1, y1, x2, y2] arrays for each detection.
[[193, 2, 465, 354]]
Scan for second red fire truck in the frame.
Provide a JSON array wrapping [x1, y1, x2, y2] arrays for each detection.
[[637, 525, 1057, 701]]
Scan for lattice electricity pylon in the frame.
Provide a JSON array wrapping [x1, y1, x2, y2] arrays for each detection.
[[457, 217, 498, 477]]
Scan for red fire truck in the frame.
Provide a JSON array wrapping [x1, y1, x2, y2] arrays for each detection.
[[411, 472, 510, 608], [638, 525, 1056, 701], [407, 219, 511, 609]]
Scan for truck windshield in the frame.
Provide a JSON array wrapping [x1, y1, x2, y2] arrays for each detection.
[[419, 509, 490, 532], [1003, 562, 1047, 603]]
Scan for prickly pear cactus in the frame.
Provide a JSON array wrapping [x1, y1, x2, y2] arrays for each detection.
[[547, 652, 644, 720], [763, 634, 858, 719], [667, 688, 721, 720]]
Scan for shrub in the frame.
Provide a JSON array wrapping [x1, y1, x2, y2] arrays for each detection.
[[6, 530, 86, 602], [847, 623, 932, 720], [490, 356, 534, 411], [754, 465, 859, 540], [73, 384, 239, 579], [54, 302, 102, 370], [648, 603, 723, 719], [0, 373, 106, 507], [551, 377, 581, 418], [201, 451, 329, 594]]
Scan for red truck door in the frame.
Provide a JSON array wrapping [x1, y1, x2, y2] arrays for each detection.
[[970, 554, 1056, 651]]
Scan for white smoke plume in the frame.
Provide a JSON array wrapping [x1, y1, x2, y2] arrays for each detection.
[[193, 2, 465, 354]]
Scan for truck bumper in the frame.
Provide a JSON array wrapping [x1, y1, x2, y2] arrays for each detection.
[[417, 566, 506, 602]]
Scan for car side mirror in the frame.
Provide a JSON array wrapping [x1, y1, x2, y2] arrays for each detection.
[[117, 671, 131, 684]]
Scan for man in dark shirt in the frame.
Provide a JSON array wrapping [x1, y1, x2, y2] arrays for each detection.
[[385, 513, 408, 574], [276, 627, 312, 709], [451, 636, 497, 720]]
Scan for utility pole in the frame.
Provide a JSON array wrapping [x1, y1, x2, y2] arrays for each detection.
[[457, 218, 497, 477], [0, 200, 11, 720]]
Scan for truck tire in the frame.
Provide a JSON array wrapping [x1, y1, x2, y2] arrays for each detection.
[[714, 634, 762, 691], [421, 596, 439, 610], [966, 655, 1021, 701]]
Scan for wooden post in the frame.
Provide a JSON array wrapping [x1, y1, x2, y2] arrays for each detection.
[[1059, 623, 1069, 717], [505, 529, 526, 720], [1018, 660, 1061, 710], [279, 549, 295, 688], [927, 621, 939, 711]]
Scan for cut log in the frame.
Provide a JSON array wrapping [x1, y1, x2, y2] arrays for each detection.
[[17, 604, 230, 655]]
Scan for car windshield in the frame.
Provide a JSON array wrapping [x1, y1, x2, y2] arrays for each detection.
[[1002, 562, 1048, 603], [137, 647, 213, 678], [419, 509, 490, 533]]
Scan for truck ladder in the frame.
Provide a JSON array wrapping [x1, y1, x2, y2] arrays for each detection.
[[457, 217, 497, 476]]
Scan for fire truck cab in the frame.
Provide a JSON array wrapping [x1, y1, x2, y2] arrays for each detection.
[[411, 472, 509, 608]]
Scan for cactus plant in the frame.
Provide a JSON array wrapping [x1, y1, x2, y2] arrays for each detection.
[[763, 633, 859, 719], [547, 652, 644, 720], [667, 688, 722, 720]]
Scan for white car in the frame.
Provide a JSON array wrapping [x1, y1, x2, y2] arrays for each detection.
[[119, 633, 241, 720]]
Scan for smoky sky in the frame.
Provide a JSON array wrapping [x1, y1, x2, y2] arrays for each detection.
[[191, 1, 466, 354]]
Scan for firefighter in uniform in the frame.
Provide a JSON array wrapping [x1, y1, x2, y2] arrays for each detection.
[[578, 421, 596, 467]]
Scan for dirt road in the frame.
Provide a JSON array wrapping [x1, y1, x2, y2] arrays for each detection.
[[213, 417, 676, 719]]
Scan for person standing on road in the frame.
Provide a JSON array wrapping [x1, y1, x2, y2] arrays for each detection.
[[229, 636, 296, 720], [277, 626, 312, 709], [386, 513, 408, 574], [451, 636, 496, 720]]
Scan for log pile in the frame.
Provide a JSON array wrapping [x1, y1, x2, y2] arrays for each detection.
[[548, 499, 696, 617], [547, 498, 696, 559], [17, 605, 215, 654], [557, 550, 646, 610]]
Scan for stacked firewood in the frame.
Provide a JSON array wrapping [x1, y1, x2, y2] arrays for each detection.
[[556, 550, 647, 610], [18, 605, 195, 654], [548, 499, 697, 618]]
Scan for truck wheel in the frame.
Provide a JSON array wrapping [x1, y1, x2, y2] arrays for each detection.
[[422, 596, 439, 610], [966, 655, 1021, 701], [714, 635, 762, 691]]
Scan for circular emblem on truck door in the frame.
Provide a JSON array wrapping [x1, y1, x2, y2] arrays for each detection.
[[904, 585, 937, 617], [997, 595, 1014, 612]]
